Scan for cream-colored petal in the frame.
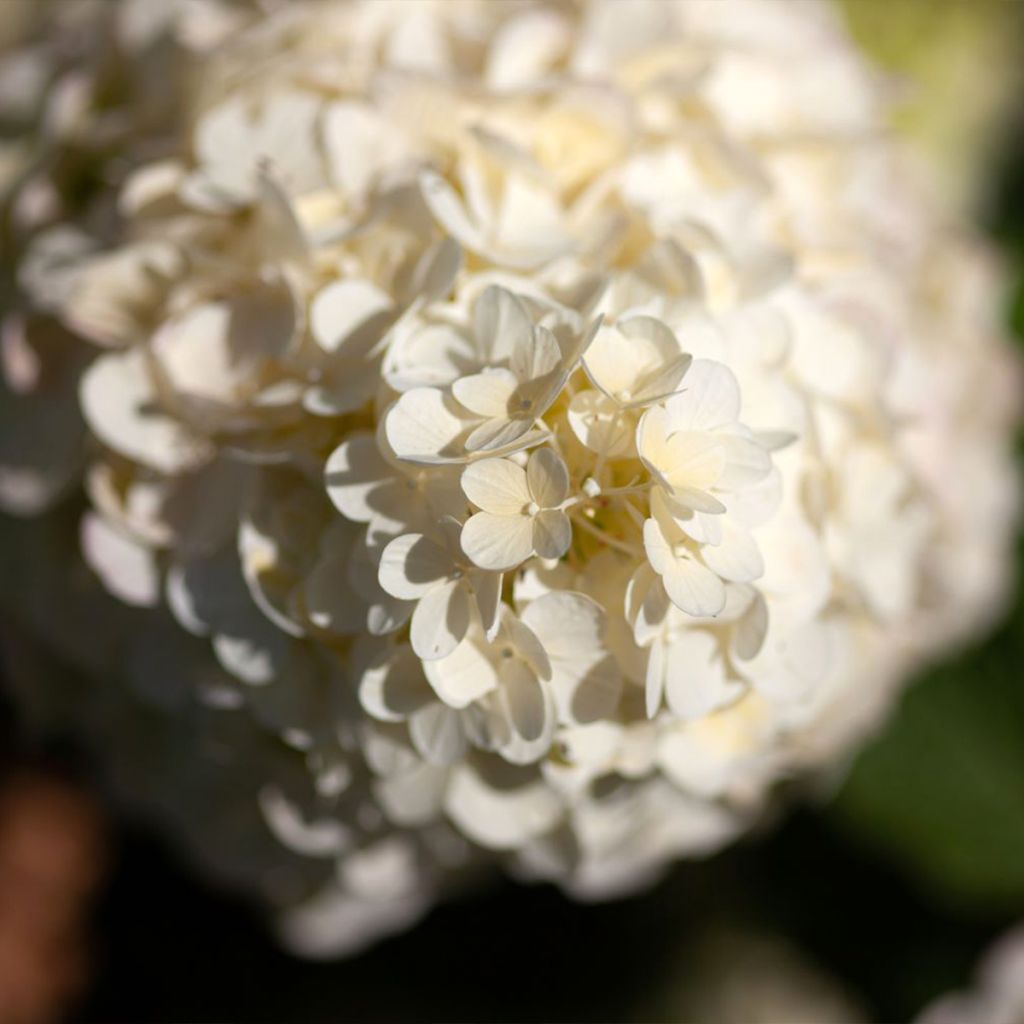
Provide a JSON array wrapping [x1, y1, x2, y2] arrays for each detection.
[[499, 659, 547, 741], [464, 415, 536, 454], [385, 387, 470, 463], [461, 511, 534, 571], [310, 279, 393, 355], [80, 512, 159, 608], [80, 349, 211, 474], [567, 389, 633, 457], [663, 554, 727, 618], [521, 591, 620, 725], [664, 359, 740, 432], [410, 577, 470, 661], [664, 630, 743, 719], [532, 509, 571, 561], [473, 285, 534, 364], [701, 520, 764, 584], [409, 703, 466, 765], [358, 646, 432, 723], [452, 368, 518, 418], [378, 533, 451, 600], [511, 323, 561, 383], [423, 633, 499, 707], [461, 457, 530, 514], [444, 764, 562, 851], [526, 447, 569, 508], [419, 169, 488, 254]]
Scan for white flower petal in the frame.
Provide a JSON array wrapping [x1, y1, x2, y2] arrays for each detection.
[[410, 577, 470, 661], [568, 390, 633, 457], [526, 447, 569, 508], [664, 359, 741, 432], [461, 458, 530, 514], [499, 659, 547, 741], [80, 349, 211, 474], [444, 764, 562, 851], [522, 592, 620, 724], [385, 387, 471, 463], [474, 285, 534, 364], [378, 533, 451, 600], [461, 511, 534, 571], [664, 630, 743, 719], [358, 647, 431, 723], [663, 555, 727, 618], [700, 520, 765, 584], [532, 509, 571, 561], [423, 633, 499, 707], [419, 169, 488, 254], [452, 368, 518, 419], [409, 703, 466, 765], [311, 279, 393, 355], [81, 512, 159, 607]]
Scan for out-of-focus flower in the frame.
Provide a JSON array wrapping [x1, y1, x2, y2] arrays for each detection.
[[917, 924, 1024, 1024], [645, 927, 867, 1024], [0, 0, 1019, 954]]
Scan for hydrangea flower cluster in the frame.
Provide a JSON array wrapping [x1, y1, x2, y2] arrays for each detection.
[[1, 0, 1018, 954]]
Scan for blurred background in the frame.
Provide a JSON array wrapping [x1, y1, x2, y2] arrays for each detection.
[[1, 2, 1023, 1021]]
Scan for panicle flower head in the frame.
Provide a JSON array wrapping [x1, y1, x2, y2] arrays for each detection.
[[2, 0, 1019, 953]]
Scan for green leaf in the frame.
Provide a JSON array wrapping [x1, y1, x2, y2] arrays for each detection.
[[832, 612, 1024, 910]]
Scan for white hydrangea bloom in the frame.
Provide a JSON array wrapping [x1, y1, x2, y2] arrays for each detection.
[[2, 0, 1019, 955]]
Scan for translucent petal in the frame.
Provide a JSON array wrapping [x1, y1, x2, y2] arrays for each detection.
[[460, 511, 534, 571], [419, 169, 488, 254], [409, 703, 466, 765], [358, 647, 431, 723], [464, 415, 535, 454], [324, 432, 388, 523], [310, 279, 393, 355], [663, 555, 727, 618], [700, 520, 764, 584], [410, 577, 470, 661], [500, 659, 547, 741], [656, 431, 726, 492], [470, 570, 502, 640], [474, 285, 534, 364], [645, 639, 667, 718], [452, 368, 518, 418], [664, 630, 742, 719], [521, 592, 619, 724], [732, 588, 769, 661], [503, 611, 552, 681], [461, 458, 530, 514], [423, 634, 499, 707], [567, 390, 633, 457], [385, 387, 470, 463], [511, 323, 561, 383], [664, 359, 741, 431], [323, 101, 416, 199], [629, 352, 692, 406], [378, 533, 451, 600], [526, 447, 569, 508], [532, 509, 571, 560], [80, 349, 211, 474], [641, 514, 674, 581], [716, 434, 773, 491]]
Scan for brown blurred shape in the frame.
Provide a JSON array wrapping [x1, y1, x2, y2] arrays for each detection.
[[0, 772, 107, 1024]]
